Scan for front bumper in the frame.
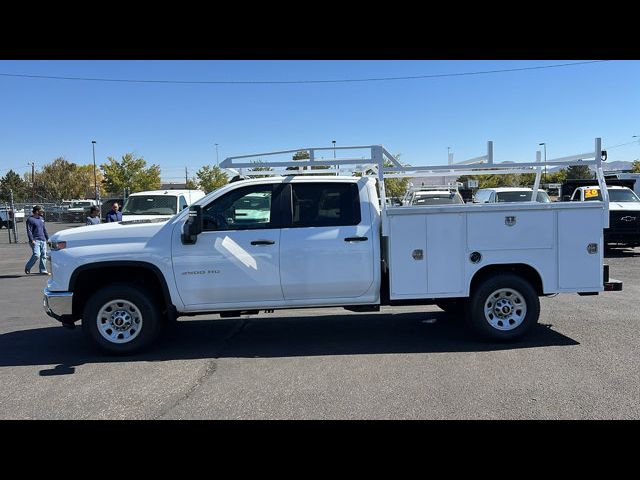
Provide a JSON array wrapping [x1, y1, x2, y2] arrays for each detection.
[[604, 230, 640, 246], [43, 288, 74, 323]]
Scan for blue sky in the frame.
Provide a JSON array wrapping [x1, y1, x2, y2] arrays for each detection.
[[0, 60, 638, 182]]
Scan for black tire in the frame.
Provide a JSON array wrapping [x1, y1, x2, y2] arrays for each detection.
[[435, 299, 468, 319], [82, 283, 163, 355], [468, 274, 539, 342]]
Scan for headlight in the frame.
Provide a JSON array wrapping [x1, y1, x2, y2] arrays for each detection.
[[48, 240, 67, 251]]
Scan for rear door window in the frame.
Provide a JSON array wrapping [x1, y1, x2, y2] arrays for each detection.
[[290, 183, 360, 227]]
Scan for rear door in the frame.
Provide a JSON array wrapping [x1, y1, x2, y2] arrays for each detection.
[[279, 181, 375, 301]]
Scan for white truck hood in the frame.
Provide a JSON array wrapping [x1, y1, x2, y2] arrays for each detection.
[[609, 202, 640, 211], [50, 219, 169, 246], [121, 214, 174, 222]]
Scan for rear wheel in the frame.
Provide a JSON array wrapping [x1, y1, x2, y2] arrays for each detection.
[[468, 274, 539, 341], [82, 284, 163, 355]]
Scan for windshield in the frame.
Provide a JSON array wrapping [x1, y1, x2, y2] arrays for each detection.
[[122, 195, 177, 215], [70, 201, 92, 208], [584, 188, 640, 202], [496, 191, 551, 203], [412, 193, 463, 205]]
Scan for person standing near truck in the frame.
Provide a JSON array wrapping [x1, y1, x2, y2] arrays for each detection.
[[24, 205, 50, 275], [86, 206, 101, 225], [105, 202, 122, 223]]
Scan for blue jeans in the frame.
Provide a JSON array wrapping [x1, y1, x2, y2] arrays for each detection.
[[25, 240, 48, 273]]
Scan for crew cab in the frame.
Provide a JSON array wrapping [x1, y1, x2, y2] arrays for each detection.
[[570, 185, 640, 247], [43, 140, 622, 354]]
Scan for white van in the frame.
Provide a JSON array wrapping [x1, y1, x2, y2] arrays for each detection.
[[121, 189, 206, 222]]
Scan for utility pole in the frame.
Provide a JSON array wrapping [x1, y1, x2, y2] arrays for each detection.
[[92, 140, 99, 206], [215, 143, 219, 167], [185, 166, 188, 185], [28, 161, 35, 205], [8, 188, 18, 243], [538, 142, 547, 185]]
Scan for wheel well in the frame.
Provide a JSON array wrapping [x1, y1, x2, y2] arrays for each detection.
[[470, 264, 543, 296], [71, 264, 170, 319]]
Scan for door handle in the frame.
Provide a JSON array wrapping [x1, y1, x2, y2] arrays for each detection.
[[251, 240, 276, 246], [344, 236, 368, 242]]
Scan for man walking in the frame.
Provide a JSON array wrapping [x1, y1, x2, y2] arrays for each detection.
[[106, 201, 122, 222], [25, 205, 50, 275]]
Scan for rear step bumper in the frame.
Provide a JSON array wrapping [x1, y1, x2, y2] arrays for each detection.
[[603, 264, 622, 291], [604, 279, 623, 291]]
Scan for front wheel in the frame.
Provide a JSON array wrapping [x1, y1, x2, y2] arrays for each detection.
[[82, 284, 163, 355], [468, 274, 539, 341]]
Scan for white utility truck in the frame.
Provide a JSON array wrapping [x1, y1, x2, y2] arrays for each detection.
[[44, 139, 622, 354], [121, 189, 206, 222]]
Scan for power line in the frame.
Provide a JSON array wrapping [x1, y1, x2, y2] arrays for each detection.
[[604, 140, 639, 149], [0, 61, 610, 85]]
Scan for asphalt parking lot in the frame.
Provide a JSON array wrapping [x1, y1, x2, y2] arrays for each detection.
[[0, 221, 639, 419]]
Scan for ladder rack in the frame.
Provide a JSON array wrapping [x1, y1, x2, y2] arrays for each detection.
[[219, 138, 609, 227]]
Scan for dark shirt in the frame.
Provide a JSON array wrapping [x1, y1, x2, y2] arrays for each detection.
[[106, 209, 122, 222], [26, 215, 49, 242]]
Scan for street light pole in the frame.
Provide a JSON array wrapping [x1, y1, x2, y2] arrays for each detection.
[[28, 161, 35, 205], [538, 142, 547, 184], [215, 143, 219, 167], [91, 140, 98, 204]]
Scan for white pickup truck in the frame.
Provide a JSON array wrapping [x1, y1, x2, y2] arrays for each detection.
[[43, 140, 622, 354]]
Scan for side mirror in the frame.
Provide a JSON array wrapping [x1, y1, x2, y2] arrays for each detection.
[[182, 205, 203, 245]]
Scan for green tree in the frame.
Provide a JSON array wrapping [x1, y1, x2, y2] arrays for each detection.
[[0, 169, 28, 202], [101, 153, 161, 194], [185, 178, 199, 189], [195, 165, 228, 194], [287, 149, 330, 173], [76, 164, 106, 199], [565, 165, 593, 180], [457, 171, 520, 189], [382, 154, 410, 199], [546, 168, 567, 184], [33, 157, 96, 201], [631, 160, 640, 173], [249, 160, 273, 178]]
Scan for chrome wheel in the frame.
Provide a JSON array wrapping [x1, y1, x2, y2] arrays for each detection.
[[483, 288, 527, 331], [96, 299, 143, 344]]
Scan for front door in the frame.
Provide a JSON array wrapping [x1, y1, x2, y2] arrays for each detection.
[[172, 183, 284, 308]]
